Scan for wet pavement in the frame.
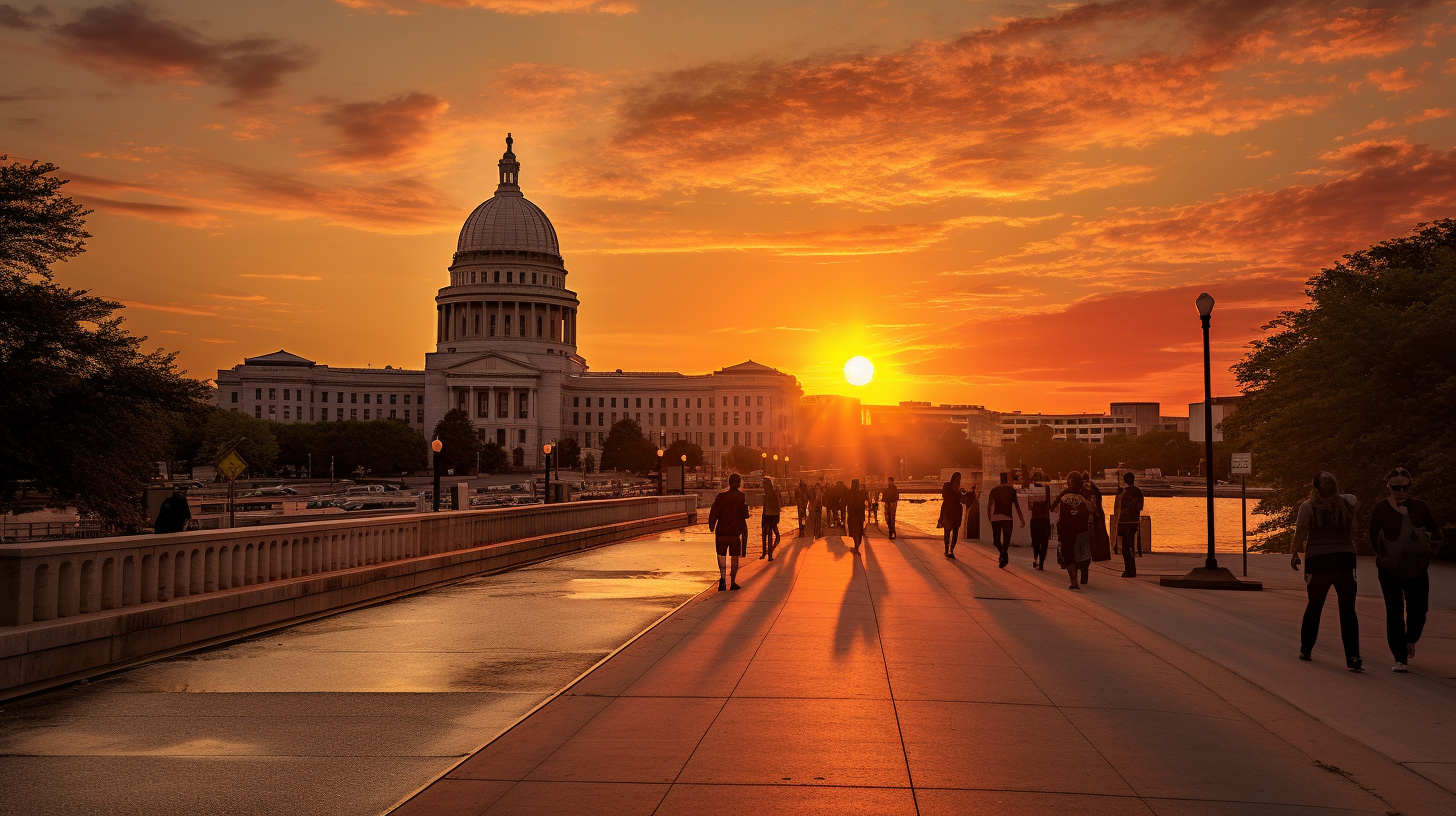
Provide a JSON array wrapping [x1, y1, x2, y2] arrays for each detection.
[[0, 527, 720, 816]]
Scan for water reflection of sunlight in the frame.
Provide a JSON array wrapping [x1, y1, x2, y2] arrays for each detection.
[[567, 576, 712, 600]]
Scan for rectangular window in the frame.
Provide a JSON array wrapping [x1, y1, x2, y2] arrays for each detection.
[[230, 392, 238, 403], [386, 409, 394, 419], [733, 396, 739, 406], [734, 412, 740, 425], [519, 393, 529, 419], [268, 404, 276, 415], [673, 413, 679, 426], [507, 271, 513, 283], [254, 388, 262, 400], [647, 413, 654, 426], [598, 397, 605, 407], [672, 398, 678, 408], [390, 394, 397, 404], [573, 396, 580, 407], [417, 395, 423, 406], [722, 412, 728, 426], [404, 394, 411, 404], [404, 409, 411, 421], [684, 413, 691, 426], [709, 433, 715, 447], [696, 432, 702, 445], [635, 398, 641, 408], [254, 405, 261, 418], [709, 413, 716, 426], [377, 393, 383, 405], [598, 412, 605, 425], [364, 409, 371, 420], [611, 412, 618, 423], [757, 433, 764, 446], [635, 412, 641, 423], [757, 412, 763, 425], [648, 398, 654, 408], [757, 396, 763, 406], [697, 413, 703, 426], [364, 393, 371, 404], [284, 406, 290, 420], [709, 396, 715, 408], [611, 398, 617, 408], [519, 429, 527, 443], [734, 432, 740, 445], [268, 388, 276, 400], [573, 412, 580, 425], [350, 393, 358, 403], [283, 389, 290, 401], [350, 409, 358, 420]]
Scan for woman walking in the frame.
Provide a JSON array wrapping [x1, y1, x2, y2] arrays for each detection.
[[846, 478, 868, 553], [1028, 475, 1052, 570], [1370, 468, 1444, 672], [707, 473, 750, 591], [938, 472, 969, 557], [810, 483, 824, 538], [1291, 472, 1362, 671], [795, 480, 809, 537], [761, 476, 781, 561], [1051, 472, 1094, 589], [1085, 472, 1112, 563]]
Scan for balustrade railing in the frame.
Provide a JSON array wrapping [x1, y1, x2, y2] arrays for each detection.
[[0, 496, 694, 627]]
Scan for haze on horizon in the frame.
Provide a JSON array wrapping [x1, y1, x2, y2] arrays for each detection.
[[3, 0, 1453, 414]]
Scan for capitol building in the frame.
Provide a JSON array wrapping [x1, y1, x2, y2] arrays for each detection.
[[214, 136, 803, 468]]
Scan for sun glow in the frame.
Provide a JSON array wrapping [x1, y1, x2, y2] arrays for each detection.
[[843, 356, 874, 387]]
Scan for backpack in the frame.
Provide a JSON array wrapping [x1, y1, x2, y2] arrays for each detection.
[[1377, 510, 1432, 580]]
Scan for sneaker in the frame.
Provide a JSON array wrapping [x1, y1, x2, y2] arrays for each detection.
[[1408, 643, 1416, 660], [1393, 663, 1409, 673], [1347, 656, 1364, 672], [1298, 651, 1311, 662]]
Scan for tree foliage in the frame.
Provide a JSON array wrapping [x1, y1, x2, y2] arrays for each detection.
[[272, 418, 426, 477], [196, 408, 280, 476], [555, 436, 581, 470], [582, 452, 596, 474], [1, 157, 210, 528], [432, 408, 481, 475], [1004, 426, 1216, 480], [1226, 219, 1456, 550], [664, 439, 704, 467], [479, 440, 509, 474], [600, 418, 658, 474], [723, 444, 765, 473]]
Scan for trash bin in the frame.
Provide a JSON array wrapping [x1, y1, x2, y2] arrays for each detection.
[[1140, 514, 1153, 553]]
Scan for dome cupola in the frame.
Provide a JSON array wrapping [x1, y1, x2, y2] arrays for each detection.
[[455, 134, 560, 257]]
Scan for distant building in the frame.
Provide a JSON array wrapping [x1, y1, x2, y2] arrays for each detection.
[[215, 136, 802, 468], [1158, 416, 1190, 433], [996, 411, 1139, 444], [863, 401, 1003, 447], [1109, 402, 1161, 436]]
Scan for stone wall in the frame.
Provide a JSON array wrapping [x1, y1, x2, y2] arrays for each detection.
[[0, 496, 696, 700]]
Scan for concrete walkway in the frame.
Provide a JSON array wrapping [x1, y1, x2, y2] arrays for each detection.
[[395, 523, 1456, 815]]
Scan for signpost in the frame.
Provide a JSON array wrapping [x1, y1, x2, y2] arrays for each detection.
[[1231, 452, 1252, 576], [218, 450, 248, 529]]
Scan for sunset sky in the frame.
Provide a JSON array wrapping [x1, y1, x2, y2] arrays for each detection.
[[4, 0, 1454, 414]]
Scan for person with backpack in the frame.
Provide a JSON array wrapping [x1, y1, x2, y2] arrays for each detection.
[[1369, 467, 1444, 673], [1028, 473, 1052, 570], [1290, 472, 1363, 671], [1114, 472, 1145, 577], [708, 473, 751, 591], [1051, 472, 1094, 589], [987, 472, 1025, 569]]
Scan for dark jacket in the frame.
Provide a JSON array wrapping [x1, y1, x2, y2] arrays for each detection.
[[1117, 485, 1144, 525], [155, 495, 192, 534], [709, 488, 750, 537], [1369, 498, 1442, 551], [882, 485, 899, 507]]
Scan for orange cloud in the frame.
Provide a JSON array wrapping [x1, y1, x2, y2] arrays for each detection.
[[319, 91, 451, 172], [333, 0, 635, 15], [1366, 66, 1421, 91], [553, 0, 1442, 206], [49, 3, 313, 104]]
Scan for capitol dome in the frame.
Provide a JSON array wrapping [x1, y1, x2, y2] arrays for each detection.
[[456, 134, 560, 257]]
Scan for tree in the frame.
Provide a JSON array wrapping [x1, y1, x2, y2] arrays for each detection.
[[272, 419, 426, 477], [582, 452, 596, 474], [555, 436, 581, 470], [1226, 219, 1456, 551], [196, 408, 279, 477], [431, 408, 481, 475], [1, 157, 211, 528], [479, 440, 508, 473], [600, 418, 658, 474], [724, 444, 764, 473], [664, 439, 704, 467]]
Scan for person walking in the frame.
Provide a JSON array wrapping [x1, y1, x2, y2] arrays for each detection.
[[964, 480, 981, 542], [987, 472, 1025, 569], [1115, 472, 1144, 578], [810, 482, 824, 538], [832, 480, 848, 528], [846, 478, 868, 553], [868, 484, 879, 526], [1052, 472, 1094, 589], [1291, 472, 1363, 671], [708, 473, 750, 591], [1028, 474, 1051, 570], [1370, 467, 1444, 673], [761, 475, 782, 561], [882, 476, 901, 540], [938, 471, 969, 558], [796, 480, 809, 537], [1084, 471, 1112, 563]]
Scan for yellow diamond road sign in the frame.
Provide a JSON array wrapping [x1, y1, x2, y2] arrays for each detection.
[[218, 451, 248, 481]]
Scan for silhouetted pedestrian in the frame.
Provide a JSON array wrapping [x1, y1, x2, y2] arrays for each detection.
[[832, 480, 848, 528], [1291, 471, 1362, 671], [1114, 472, 1144, 577], [1370, 467, 1444, 672], [987, 472, 1025, 569], [1084, 471, 1111, 563], [708, 473, 750, 592], [1028, 474, 1051, 570], [810, 482, 824, 538], [938, 472, 970, 558], [796, 480, 809, 537], [1052, 472, 1094, 589], [761, 476, 781, 561], [846, 478, 868, 553], [154, 487, 192, 534], [883, 477, 900, 540]]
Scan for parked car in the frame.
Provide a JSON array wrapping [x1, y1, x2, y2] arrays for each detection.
[[254, 485, 298, 496]]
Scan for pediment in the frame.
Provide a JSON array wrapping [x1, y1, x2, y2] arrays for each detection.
[[442, 352, 541, 377]]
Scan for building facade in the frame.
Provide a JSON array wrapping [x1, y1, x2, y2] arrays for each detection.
[[215, 136, 801, 468]]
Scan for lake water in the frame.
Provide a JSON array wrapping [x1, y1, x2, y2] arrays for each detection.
[[882, 494, 1268, 554]]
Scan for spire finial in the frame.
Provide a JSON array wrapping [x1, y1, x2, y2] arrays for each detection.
[[496, 132, 522, 194]]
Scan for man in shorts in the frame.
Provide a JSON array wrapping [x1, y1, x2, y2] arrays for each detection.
[[709, 473, 751, 591]]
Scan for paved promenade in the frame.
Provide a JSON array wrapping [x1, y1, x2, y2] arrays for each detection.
[[396, 523, 1456, 815]]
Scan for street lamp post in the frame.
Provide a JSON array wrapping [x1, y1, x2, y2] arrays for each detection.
[[1196, 291, 1217, 570], [431, 438, 442, 511], [657, 448, 664, 495], [542, 443, 553, 504], [680, 454, 688, 495], [1157, 292, 1262, 591]]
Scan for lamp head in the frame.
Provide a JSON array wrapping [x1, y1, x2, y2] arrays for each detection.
[[773, 454, 778, 461], [657, 448, 664, 457], [431, 439, 442, 453], [542, 443, 552, 455], [1195, 292, 1215, 317], [680, 454, 687, 462]]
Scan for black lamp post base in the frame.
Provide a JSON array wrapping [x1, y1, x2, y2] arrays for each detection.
[[1160, 566, 1262, 591]]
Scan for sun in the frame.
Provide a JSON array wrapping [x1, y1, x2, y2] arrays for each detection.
[[843, 356, 874, 387]]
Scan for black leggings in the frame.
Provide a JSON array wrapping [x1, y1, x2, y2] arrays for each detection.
[[1378, 569, 1429, 663], [943, 525, 959, 550], [991, 520, 1013, 553], [1301, 568, 1360, 658], [1030, 518, 1050, 563]]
